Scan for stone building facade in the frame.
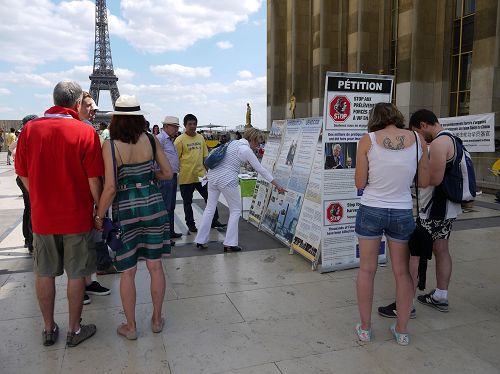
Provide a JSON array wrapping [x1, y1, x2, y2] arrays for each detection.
[[267, 0, 500, 190]]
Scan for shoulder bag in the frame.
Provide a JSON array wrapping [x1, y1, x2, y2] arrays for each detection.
[[102, 139, 124, 252]]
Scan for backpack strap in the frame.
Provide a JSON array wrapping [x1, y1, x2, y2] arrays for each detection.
[[436, 131, 458, 163]]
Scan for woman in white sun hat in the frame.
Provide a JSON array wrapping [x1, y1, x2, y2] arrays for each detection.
[[94, 95, 173, 340]]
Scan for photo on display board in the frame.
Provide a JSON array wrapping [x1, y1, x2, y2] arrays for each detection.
[[275, 193, 303, 243], [324, 142, 358, 170]]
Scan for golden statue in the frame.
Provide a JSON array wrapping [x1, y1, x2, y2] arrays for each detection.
[[289, 93, 296, 119], [245, 102, 252, 127]]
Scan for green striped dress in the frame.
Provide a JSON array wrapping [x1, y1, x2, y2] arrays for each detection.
[[112, 160, 170, 271]]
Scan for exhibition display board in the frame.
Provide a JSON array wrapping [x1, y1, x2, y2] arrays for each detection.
[[248, 120, 286, 226], [260, 118, 322, 245], [249, 72, 494, 273], [249, 72, 395, 272], [318, 72, 394, 272]]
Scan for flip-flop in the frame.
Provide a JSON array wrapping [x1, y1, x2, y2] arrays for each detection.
[[117, 323, 137, 340], [151, 317, 164, 333]]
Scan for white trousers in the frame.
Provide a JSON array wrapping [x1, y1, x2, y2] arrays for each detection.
[[195, 183, 241, 247]]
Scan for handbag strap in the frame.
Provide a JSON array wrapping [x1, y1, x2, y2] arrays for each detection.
[[413, 131, 419, 220], [110, 139, 120, 223], [145, 132, 156, 160]]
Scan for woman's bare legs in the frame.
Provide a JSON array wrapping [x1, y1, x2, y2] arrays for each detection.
[[146, 259, 166, 325], [388, 240, 413, 333], [120, 266, 137, 333], [356, 238, 382, 330]]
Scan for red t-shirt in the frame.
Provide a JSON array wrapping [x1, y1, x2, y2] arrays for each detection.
[[15, 106, 104, 234]]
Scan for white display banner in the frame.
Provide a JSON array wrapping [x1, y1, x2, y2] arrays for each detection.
[[248, 120, 286, 225], [291, 141, 323, 262], [320, 72, 393, 272], [439, 113, 495, 152], [261, 118, 322, 245]]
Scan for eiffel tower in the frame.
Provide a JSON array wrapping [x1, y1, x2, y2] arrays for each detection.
[[89, 0, 120, 108]]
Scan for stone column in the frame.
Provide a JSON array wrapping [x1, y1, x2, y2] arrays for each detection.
[[267, 0, 288, 128]]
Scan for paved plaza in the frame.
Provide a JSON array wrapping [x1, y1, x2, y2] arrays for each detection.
[[0, 156, 499, 374]]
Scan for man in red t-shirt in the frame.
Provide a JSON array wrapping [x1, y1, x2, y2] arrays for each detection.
[[15, 81, 104, 347]]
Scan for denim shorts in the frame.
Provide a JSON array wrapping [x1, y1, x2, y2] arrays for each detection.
[[355, 204, 415, 243]]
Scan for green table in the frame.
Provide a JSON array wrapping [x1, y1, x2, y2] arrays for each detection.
[[239, 178, 257, 197]]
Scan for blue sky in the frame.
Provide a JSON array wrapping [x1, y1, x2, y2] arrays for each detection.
[[0, 0, 266, 129]]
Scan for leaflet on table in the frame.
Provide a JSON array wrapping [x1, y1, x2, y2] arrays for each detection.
[[291, 141, 323, 261]]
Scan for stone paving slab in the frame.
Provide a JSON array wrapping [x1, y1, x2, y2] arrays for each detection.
[[1, 163, 500, 373]]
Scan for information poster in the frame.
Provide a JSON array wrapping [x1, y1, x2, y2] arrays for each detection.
[[261, 118, 322, 245], [291, 141, 323, 261], [248, 120, 286, 225], [320, 72, 393, 272], [439, 113, 495, 153]]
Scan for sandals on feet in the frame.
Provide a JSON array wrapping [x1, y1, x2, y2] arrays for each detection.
[[151, 317, 164, 333], [390, 323, 409, 346], [355, 323, 372, 342], [117, 323, 137, 340]]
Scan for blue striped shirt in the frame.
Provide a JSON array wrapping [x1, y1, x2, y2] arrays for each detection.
[[157, 130, 180, 173]]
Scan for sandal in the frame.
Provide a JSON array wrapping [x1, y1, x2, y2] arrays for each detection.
[[151, 317, 164, 333], [390, 323, 409, 346], [42, 323, 59, 346], [117, 323, 137, 340], [355, 323, 372, 342]]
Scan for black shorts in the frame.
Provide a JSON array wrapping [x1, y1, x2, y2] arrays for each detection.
[[419, 218, 456, 241]]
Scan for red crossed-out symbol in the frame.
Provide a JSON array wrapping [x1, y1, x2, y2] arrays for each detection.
[[329, 95, 351, 123], [326, 202, 344, 223]]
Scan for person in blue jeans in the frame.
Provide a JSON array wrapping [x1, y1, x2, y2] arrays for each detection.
[[354, 103, 429, 346], [157, 115, 183, 239]]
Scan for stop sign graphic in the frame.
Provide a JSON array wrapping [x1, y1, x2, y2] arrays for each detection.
[[329, 95, 351, 123], [326, 202, 344, 223]]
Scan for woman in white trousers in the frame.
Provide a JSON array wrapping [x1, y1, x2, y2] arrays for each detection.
[[195, 128, 285, 252]]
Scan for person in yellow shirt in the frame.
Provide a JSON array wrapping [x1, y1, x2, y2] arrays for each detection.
[[175, 114, 226, 233], [5, 128, 17, 165]]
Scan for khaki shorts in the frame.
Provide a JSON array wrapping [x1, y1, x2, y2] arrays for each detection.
[[33, 231, 96, 279]]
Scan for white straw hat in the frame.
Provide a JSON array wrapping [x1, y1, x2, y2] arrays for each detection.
[[107, 95, 148, 116], [162, 115, 180, 127]]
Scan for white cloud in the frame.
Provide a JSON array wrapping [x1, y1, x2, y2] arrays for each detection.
[[0, 65, 135, 88], [0, 88, 11, 95], [110, 0, 263, 53], [150, 64, 212, 78], [216, 41, 233, 50], [0, 0, 95, 65], [237, 70, 253, 78], [118, 76, 267, 128]]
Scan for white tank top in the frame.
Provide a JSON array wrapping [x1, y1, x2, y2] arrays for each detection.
[[360, 131, 422, 209]]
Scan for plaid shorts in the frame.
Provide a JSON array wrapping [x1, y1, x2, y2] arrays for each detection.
[[419, 218, 456, 241]]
